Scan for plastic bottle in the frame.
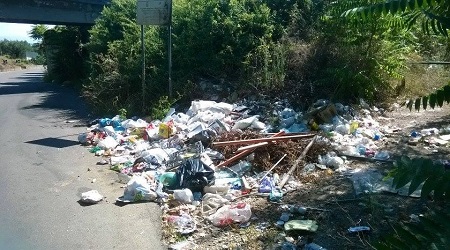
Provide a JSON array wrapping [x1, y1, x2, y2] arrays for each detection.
[[356, 145, 366, 155]]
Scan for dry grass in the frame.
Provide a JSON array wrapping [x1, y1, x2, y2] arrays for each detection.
[[396, 63, 450, 99]]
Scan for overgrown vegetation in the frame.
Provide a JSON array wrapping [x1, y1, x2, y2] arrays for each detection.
[[0, 39, 32, 59], [42, 0, 449, 116]]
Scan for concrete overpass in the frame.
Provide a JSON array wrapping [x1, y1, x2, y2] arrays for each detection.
[[0, 0, 111, 25]]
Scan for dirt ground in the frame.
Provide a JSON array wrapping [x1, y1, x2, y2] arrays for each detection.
[[163, 104, 450, 250]]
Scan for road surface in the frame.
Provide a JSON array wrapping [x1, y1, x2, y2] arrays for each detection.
[[0, 67, 165, 250]]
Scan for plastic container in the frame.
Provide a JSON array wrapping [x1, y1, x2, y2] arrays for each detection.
[[159, 172, 177, 188]]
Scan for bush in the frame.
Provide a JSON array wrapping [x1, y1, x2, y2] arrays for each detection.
[[84, 0, 280, 115]]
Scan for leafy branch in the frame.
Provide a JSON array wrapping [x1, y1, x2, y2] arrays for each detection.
[[342, 0, 450, 36], [375, 209, 450, 249], [389, 156, 450, 200], [404, 81, 450, 111]]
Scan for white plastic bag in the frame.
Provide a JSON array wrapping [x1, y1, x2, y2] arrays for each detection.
[[80, 190, 103, 204], [202, 193, 230, 215], [173, 189, 194, 203], [232, 116, 258, 130], [97, 136, 118, 149], [208, 202, 252, 227], [118, 175, 157, 202]]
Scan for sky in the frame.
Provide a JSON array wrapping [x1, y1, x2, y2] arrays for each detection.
[[0, 23, 37, 43]]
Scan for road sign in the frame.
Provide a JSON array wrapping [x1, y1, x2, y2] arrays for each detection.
[[136, 0, 171, 26]]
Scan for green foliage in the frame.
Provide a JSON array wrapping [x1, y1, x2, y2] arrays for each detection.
[[299, 0, 414, 103], [389, 156, 450, 199], [243, 41, 286, 91], [342, 0, 450, 36], [150, 95, 177, 120], [85, 0, 281, 115], [0, 39, 32, 58], [28, 25, 48, 41], [118, 108, 127, 120], [88, 0, 139, 55], [85, 0, 166, 115], [172, 0, 276, 80], [405, 81, 450, 111], [375, 209, 450, 249]]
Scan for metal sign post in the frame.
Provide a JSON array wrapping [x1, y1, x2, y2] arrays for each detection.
[[136, 0, 172, 108], [141, 25, 145, 111], [168, 3, 172, 98]]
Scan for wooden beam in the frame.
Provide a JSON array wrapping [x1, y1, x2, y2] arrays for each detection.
[[279, 136, 317, 188], [212, 133, 316, 147]]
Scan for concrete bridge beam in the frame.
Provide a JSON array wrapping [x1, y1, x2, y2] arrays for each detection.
[[0, 1, 107, 25]]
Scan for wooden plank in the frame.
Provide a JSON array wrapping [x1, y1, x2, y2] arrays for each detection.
[[236, 142, 269, 152], [212, 133, 316, 147], [279, 135, 317, 188], [259, 154, 287, 182], [215, 131, 286, 168]]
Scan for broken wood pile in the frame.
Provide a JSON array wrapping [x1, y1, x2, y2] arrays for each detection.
[[210, 131, 330, 177]]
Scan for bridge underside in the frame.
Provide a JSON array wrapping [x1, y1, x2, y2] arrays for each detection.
[[0, 0, 109, 25]]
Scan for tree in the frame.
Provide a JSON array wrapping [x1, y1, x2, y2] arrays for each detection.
[[0, 39, 32, 58], [28, 24, 48, 41]]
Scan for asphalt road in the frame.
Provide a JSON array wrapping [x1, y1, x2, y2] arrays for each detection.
[[0, 67, 165, 250]]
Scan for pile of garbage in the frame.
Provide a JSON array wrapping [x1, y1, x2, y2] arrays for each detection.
[[76, 98, 450, 248]]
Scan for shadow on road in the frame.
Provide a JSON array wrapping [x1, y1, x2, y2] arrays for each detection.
[[8, 72, 93, 122], [25, 137, 80, 148]]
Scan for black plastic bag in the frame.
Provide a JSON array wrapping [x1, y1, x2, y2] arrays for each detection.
[[175, 157, 215, 192]]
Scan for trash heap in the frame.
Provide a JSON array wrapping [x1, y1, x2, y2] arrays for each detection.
[[77, 98, 450, 249]]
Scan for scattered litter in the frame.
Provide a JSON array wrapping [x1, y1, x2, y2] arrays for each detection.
[[167, 213, 197, 234], [168, 240, 197, 250], [349, 169, 422, 197], [117, 175, 157, 203], [75, 98, 448, 248], [173, 189, 194, 204]]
